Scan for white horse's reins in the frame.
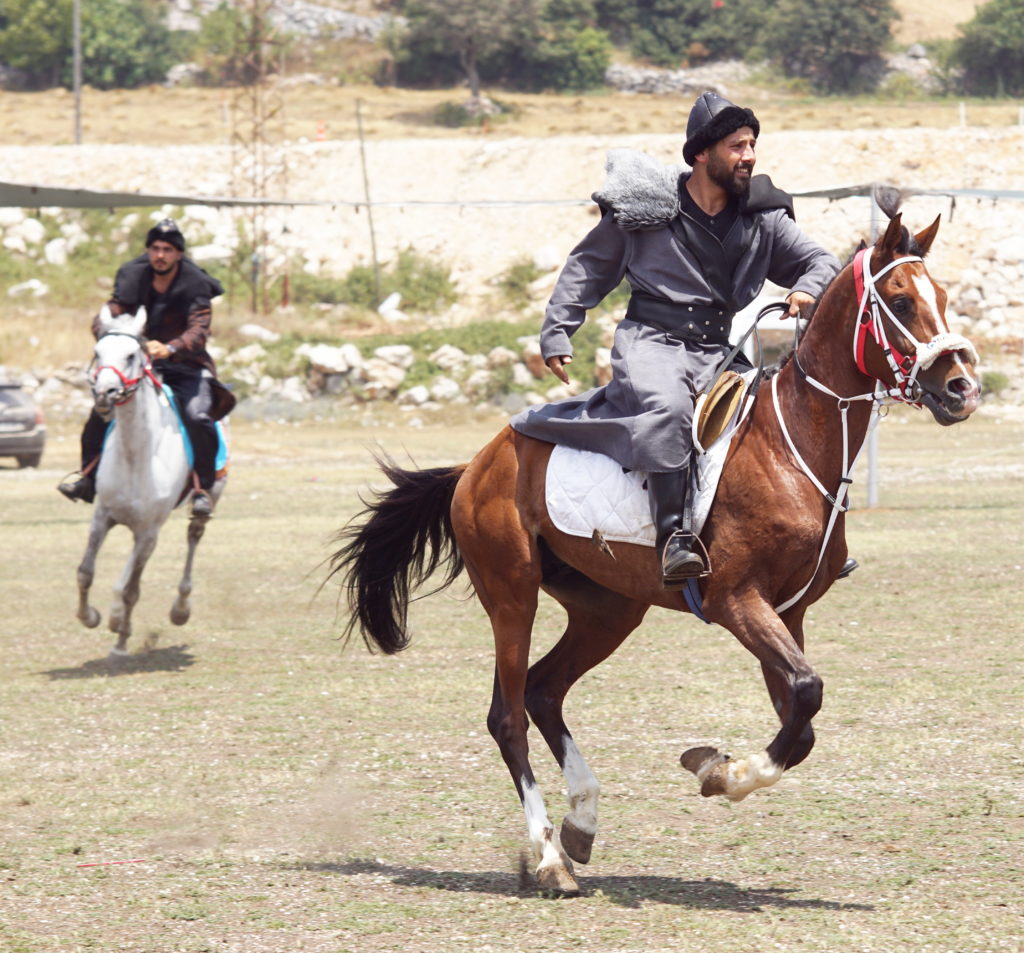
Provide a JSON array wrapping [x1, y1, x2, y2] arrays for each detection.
[[772, 247, 977, 613]]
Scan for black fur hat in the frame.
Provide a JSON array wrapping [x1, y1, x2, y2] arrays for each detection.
[[682, 91, 760, 166], [145, 217, 186, 251]]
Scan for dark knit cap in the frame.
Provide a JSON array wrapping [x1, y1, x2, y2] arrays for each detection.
[[145, 217, 186, 251], [682, 91, 760, 166]]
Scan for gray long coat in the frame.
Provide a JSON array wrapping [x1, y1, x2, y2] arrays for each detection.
[[511, 150, 840, 472]]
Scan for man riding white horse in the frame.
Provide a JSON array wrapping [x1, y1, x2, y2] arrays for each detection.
[[512, 91, 843, 588], [59, 218, 234, 517]]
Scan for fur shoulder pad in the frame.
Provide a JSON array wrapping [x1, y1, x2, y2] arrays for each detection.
[[591, 149, 683, 230]]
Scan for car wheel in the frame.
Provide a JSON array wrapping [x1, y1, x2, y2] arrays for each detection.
[[17, 453, 42, 468]]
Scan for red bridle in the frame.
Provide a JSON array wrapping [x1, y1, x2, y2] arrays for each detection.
[[851, 246, 977, 406], [89, 332, 163, 405]]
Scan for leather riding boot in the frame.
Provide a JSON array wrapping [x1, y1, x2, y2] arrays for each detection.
[[647, 469, 705, 588], [58, 471, 96, 503], [191, 490, 212, 518]]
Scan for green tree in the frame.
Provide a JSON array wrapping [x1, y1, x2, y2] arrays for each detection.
[[190, 1, 289, 86], [591, 0, 765, 68], [393, 0, 541, 97], [955, 0, 1024, 96], [761, 0, 898, 93], [501, 0, 612, 92], [0, 0, 72, 86], [0, 0, 178, 89]]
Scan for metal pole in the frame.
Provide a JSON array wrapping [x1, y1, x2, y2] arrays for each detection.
[[73, 0, 82, 144], [355, 98, 382, 305]]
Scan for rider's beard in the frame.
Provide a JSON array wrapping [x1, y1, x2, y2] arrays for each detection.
[[707, 151, 752, 200]]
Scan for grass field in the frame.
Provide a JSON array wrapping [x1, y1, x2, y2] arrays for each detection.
[[1, 405, 1021, 952]]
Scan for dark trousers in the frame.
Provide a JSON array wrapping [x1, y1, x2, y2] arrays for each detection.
[[80, 363, 219, 490]]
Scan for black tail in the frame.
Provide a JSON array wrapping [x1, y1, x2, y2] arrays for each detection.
[[327, 459, 465, 654]]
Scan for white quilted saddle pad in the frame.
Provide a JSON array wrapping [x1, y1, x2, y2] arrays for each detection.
[[546, 373, 756, 548]]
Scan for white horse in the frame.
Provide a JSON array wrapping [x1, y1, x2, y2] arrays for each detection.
[[76, 305, 225, 656]]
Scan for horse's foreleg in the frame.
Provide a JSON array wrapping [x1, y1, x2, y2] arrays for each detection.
[[526, 584, 648, 865], [682, 595, 822, 802], [171, 512, 208, 626], [108, 529, 158, 656], [77, 510, 114, 629]]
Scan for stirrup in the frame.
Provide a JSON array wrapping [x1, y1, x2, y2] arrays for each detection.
[[838, 556, 858, 579], [660, 530, 709, 588], [190, 491, 213, 518]]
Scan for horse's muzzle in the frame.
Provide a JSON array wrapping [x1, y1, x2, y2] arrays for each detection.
[[921, 373, 981, 426]]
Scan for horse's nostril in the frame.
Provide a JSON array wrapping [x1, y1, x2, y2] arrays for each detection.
[[947, 376, 980, 398]]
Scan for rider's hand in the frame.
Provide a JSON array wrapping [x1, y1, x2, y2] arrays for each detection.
[[145, 340, 173, 361], [785, 292, 814, 319], [546, 355, 572, 385]]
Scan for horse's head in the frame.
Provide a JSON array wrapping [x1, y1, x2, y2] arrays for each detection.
[[90, 305, 152, 415], [854, 210, 980, 425]]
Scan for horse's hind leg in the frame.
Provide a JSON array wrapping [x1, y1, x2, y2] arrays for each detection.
[[462, 545, 579, 894], [108, 529, 158, 656], [77, 510, 114, 629], [525, 580, 648, 866], [171, 512, 208, 626]]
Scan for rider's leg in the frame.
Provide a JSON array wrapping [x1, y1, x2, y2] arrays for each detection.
[[165, 367, 218, 515], [58, 411, 107, 502], [647, 467, 704, 588]]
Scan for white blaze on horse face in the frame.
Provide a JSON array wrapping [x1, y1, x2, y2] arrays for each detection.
[[912, 272, 948, 333], [561, 736, 599, 836]]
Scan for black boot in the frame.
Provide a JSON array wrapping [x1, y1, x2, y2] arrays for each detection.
[[58, 471, 96, 503], [647, 469, 705, 588]]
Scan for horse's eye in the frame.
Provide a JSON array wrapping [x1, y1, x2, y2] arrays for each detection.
[[890, 296, 910, 315]]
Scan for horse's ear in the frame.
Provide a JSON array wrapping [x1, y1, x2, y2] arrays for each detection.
[[914, 215, 941, 256], [877, 212, 904, 256], [96, 303, 115, 335], [126, 306, 147, 338]]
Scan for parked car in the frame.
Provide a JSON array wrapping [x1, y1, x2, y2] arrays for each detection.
[[0, 377, 46, 468]]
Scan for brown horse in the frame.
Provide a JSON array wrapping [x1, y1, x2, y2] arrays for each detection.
[[329, 208, 980, 896]]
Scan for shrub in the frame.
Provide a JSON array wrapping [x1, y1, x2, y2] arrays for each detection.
[[955, 0, 1024, 96], [292, 249, 458, 313], [497, 257, 546, 309]]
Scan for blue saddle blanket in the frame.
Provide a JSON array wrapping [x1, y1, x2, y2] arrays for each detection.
[[104, 385, 229, 472]]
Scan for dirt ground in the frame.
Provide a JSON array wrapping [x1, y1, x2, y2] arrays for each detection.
[[0, 406, 1022, 952]]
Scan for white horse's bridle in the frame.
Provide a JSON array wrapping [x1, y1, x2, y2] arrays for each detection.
[[89, 330, 161, 409], [852, 247, 978, 404]]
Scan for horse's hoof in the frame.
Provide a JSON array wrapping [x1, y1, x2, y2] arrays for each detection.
[[680, 745, 731, 795], [107, 647, 130, 661], [170, 605, 191, 626], [79, 608, 101, 629], [559, 818, 594, 865], [535, 861, 580, 898]]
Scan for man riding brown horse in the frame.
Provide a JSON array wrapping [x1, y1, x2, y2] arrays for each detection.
[[512, 92, 842, 587]]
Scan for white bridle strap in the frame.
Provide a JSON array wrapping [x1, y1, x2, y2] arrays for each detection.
[[771, 373, 883, 614], [855, 247, 978, 400]]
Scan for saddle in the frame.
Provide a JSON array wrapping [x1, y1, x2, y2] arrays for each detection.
[[545, 369, 758, 549], [695, 369, 747, 452]]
